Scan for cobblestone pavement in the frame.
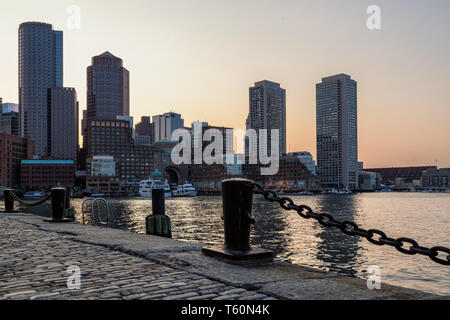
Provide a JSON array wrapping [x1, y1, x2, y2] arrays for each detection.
[[0, 216, 275, 300]]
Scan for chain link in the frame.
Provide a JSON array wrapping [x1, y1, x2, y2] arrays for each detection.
[[251, 183, 450, 266], [10, 191, 51, 207]]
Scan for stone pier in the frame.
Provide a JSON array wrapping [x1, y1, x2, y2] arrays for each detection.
[[0, 213, 445, 300]]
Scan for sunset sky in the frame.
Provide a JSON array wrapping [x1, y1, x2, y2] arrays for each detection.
[[1, 0, 449, 168]]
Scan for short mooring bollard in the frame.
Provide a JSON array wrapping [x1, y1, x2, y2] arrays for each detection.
[[3, 189, 16, 212], [202, 179, 274, 265], [43, 187, 72, 223], [146, 188, 172, 238]]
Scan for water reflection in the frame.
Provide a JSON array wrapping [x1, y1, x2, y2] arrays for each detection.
[[251, 199, 290, 255], [314, 195, 363, 276]]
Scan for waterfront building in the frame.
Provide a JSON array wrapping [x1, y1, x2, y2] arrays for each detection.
[[48, 87, 79, 162], [87, 52, 129, 120], [153, 112, 184, 142], [135, 116, 154, 144], [191, 121, 234, 162], [363, 166, 437, 186], [86, 155, 120, 192], [0, 112, 20, 136], [316, 74, 358, 190], [243, 154, 320, 191], [0, 133, 34, 187], [288, 151, 317, 175], [19, 22, 63, 156], [421, 168, 450, 189], [20, 159, 75, 189], [358, 171, 381, 191], [190, 154, 320, 193], [246, 80, 286, 156], [2, 103, 19, 114], [86, 118, 154, 192]]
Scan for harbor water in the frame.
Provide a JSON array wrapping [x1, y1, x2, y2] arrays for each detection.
[[21, 192, 450, 296]]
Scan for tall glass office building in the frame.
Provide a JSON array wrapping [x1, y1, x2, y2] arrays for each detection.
[[19, 22, 63, 156], [246, 80, 286, 156], [316, 74, 358, 190]]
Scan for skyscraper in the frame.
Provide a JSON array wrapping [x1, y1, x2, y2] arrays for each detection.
[[246, 80, 286, 156], [19, 22, 63, 156], [48, 87, 79, 162], [152, 112, 184, 142], [135, 116, 154, 144], [2, 103, 19, 114], [316, 74, 358, 190], [87, 52, 130, 120]]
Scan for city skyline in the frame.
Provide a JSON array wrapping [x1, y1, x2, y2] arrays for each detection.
[[1, 0, 450, 168]]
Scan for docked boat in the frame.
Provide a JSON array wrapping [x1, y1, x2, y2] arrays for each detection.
[[90, 193, 106, 198], [24, 191, 46, 198], [138, 170, 172, 198], [172, 183, 197, 197]]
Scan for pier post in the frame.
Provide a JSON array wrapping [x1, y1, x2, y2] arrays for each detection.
[[146, 188, 172, 238], [64, 187, 75, 221], [152, 189, 165, 215], [202, 179, 274, 264], [3, 189, 16, 212], [44, 188, 72, 223]]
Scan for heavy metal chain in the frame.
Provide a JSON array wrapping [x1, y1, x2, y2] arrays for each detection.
[[251, 183, 450, 266], [10, 191, 51, 207]]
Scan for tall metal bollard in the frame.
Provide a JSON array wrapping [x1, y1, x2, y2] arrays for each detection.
[[152, 189, 165, 215], [3, 189, 16, 212], [64, 187, 75, 221], [43, 188, 72, 223], [146, 188, 172, 238], [202, 179, 274, 265]]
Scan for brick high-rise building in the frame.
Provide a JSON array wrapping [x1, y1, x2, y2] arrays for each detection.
[[135, 116, 154, 144], [86, 118, 154, 191], [87, 52, 130, 120], [0, 133, 34, 187]]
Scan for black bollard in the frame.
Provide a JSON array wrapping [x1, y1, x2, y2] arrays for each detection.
[[152, 189, 165, 215], [63, 187, 75, 221], [3, 189, 17, 212], [202, 179, 274, 265], [146, 188, 172, 238], [65, 187, 71, 210], [43, 188, 72, 223]]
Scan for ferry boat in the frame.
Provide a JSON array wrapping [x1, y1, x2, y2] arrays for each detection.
[[172, 183, 197, 197], [138, 170, 172, 198]]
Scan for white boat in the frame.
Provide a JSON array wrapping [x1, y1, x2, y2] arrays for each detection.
[[24, 191, 46, 198], [323, 188, 352, 195], [172, 183, 197, 197], [91, 193, 106, 198], [139, 179, 172, 198]]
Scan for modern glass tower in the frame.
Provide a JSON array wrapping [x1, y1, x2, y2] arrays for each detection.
[[316, 74, 358, 190], [246, 80, 287, 156], [87, 52, 130, 120], [19, 22, 63, 156], [152, 112, 184, 142]]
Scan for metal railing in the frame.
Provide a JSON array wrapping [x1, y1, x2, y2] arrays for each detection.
[[81, 198, 110, 227]]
